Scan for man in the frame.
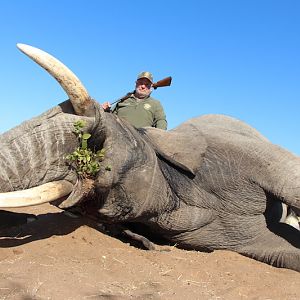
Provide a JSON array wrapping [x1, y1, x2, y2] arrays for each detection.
[[102, 72, 167, 130]]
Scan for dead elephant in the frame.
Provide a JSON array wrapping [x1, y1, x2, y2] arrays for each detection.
[[0, 44, 300, 272]]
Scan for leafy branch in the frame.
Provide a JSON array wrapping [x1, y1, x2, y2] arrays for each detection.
[[65, 120, 108, 178]]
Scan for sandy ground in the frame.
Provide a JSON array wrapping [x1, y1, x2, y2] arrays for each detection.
[[1, 204, 300, 300]]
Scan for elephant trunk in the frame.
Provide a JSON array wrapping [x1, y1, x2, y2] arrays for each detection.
[[0, 111, 84, 198]]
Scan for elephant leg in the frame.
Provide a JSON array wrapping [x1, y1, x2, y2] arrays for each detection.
[[236, 223, 300, 272]]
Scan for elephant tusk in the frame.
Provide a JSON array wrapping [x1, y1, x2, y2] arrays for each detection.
[[16, 43, 94, 116], [0, 180, 73, 208]]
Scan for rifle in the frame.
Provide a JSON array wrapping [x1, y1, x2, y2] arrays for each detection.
[[152, 76, 172, 89], [110, 76, 172, 106]]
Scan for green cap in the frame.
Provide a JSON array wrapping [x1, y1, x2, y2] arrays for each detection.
[[137, 71, 153, 83]]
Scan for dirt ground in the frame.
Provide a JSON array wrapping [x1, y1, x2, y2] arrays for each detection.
[[1, 204, 300, 300]]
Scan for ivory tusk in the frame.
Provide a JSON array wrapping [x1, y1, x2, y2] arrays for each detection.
[[16, 43, 93, 116], [0, 180, 73, 208]]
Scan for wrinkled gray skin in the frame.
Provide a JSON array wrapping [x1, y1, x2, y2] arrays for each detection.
[[1, 98, 300, 272]]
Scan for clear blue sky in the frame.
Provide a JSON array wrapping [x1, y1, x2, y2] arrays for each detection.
[[1, 1, 300, 154]]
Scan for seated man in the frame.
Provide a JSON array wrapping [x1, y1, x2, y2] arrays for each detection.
[[102, 72, 167, 130]]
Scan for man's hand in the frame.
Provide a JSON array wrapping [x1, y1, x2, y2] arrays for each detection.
[[102, 102, 111, 112]]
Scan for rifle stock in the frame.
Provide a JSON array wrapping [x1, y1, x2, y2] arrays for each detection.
[[152, 76, 172, 89]]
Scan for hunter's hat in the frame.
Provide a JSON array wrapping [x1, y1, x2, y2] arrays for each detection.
[[137, 71, 153, 84]]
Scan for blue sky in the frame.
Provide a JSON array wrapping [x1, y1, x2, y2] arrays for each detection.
[[1, 1, 300, 154]]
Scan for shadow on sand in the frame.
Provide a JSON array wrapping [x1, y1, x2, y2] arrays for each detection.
[[0, 210, 99, 248]]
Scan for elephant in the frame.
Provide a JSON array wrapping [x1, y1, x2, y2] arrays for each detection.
[[0, 44, 300, 272]]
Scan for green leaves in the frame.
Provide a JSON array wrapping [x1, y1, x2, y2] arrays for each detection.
[[73, 120, 86, 136], [65, 121, 110, 178]]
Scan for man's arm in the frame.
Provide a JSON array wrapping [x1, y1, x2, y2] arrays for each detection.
[[153, 102, 167, 130]]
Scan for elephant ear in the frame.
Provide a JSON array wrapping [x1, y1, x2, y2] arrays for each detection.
[[143, 124, 207, 176]]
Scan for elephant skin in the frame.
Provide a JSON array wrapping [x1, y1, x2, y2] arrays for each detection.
[[1, 44, 300, 272]]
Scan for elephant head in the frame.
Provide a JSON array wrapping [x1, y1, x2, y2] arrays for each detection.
[[0, 44, 161, 217]]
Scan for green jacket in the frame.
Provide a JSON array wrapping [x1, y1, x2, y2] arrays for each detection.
[[112, 94, 167, 130]]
